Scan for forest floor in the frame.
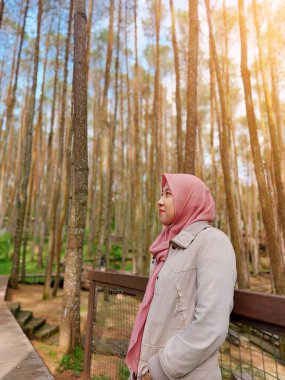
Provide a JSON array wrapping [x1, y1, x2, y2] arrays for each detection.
[[6, 273, 273, 379], [7, 284, 90, 379]]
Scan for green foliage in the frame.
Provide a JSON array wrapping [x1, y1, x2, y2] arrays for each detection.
[[0, 233, 12, 261], [0, 260, 12, 275], [92, 375, 110, 380], [48, 349, 57, 358], [124, 262, 133, 272], [118, 362, 130, 380], [57, 345, 83, 376], [110, 244, 122, 261]]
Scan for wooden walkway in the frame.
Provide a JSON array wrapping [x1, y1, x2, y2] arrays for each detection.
[[0, 275, 54, 380]]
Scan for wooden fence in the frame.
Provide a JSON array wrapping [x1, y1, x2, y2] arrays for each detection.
[[83, 271, 285, 380]]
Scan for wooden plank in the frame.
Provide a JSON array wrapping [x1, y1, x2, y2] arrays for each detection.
[[0, 277, 54, 379], [82, 280, 96, 380], [0, 275, 9, 301], [232, 289, 285, 328], [88, 271, 148, 294]]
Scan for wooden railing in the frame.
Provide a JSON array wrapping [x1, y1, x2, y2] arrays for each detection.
[[83, 271, 285, 380]]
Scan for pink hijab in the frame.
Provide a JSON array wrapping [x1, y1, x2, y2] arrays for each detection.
[[126, 173, 216, 373]]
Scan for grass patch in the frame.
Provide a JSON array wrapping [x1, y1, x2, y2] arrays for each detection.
[[118, 362, 130, 379], [48, 349, 57, 358], [0, 232, 12, 261], [57, 345, 84, 376], [92, 375, 110, 380]]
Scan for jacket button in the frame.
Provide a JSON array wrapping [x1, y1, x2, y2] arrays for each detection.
[[157, 276, 159, 280]]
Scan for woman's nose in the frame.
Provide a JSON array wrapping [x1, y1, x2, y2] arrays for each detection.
[[158, 196, 164, 206]]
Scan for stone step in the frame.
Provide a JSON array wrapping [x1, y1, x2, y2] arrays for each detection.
[[16, 309, 33, 327], [23, 317, 46, 337], [7, 302, 21, 316], [34, 323, 59, 341]]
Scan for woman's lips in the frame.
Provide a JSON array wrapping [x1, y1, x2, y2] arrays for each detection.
[[159, 209, 166, 214]]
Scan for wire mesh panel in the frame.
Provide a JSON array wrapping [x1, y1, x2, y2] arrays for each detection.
[[83, 273, 285, 380], [220, 322, 285, 379], [89, 285, 141, 380]]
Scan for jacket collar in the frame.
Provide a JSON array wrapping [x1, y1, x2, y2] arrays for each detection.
[[171, 221, 210, 249]]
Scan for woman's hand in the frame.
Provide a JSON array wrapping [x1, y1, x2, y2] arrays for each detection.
[[141, 371, 152, 380]]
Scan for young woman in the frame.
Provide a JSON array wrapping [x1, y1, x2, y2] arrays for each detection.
[[126, 173, 237, 380]]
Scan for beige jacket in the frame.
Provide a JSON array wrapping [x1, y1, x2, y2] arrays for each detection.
[[138, 221, 237, 380]]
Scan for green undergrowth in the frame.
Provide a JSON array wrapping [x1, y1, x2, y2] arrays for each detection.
[[0, 230, 133, 276], [118, 362, 130, 379], [57, 345, 84, 376]]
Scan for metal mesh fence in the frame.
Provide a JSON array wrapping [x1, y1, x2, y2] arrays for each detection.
[[220, 323, 285, 379], [89, 286, 141, 380], [87, 283, 285, 380]]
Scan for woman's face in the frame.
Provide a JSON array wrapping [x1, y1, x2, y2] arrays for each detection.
[[158, 182, 175, 225]]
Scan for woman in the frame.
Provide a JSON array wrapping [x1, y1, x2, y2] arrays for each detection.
[[126, 173, 237, 380]]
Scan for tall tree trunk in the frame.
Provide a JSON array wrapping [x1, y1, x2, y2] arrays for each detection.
[[86, 0, 93, 83], [43, 3, 73, 299], [147, 0, 162, 264], [238, 0, 285, 294], [0, 0, 4, 29], [7, 68, 32, 233], [60, 0, 88, 353], [38, 18, 61, 268], [132, 0, 144, 274], [205, 0, 249, 289], [0, 30, 20, 224], [0, 0, 29, 170], [105, 0, 122, 270], [0, 0, 29, 227], [183, 0, 199, 174], [169, 0, 182, 171], [53, 117, 73, 297], [87, 75, 101, 258], [10, 0, 43, 289], [252, 0, 285, 243], [209, 42, 217, 200], [95, 0, 114, 268], [21, 18, 52, 283], [223, 0, 247, 269]]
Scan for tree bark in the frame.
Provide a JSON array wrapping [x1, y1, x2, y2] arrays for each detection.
[[169, 0, 183, 171], [238, 0, 285, 294], [95, 0, 114, 268], [105, 0, 122, 270], [205, 0, 249, 289], [43, 0, 73, 299], [0, 0, 29, 227], [0, 0, 4, 29], [38, 18, 61, 269], [53, 116, 73, 297], [252, 0, 285, 243], [10, 0, 43, 289], [183, 0, 199, 174], [60, 0, 88, 352], [21, 17, 52, 283]]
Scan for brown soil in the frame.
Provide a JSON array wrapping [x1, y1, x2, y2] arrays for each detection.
[[249, 272, 272, 293]]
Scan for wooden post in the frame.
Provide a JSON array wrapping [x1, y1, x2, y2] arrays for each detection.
[[83, 278, 96, 380]]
